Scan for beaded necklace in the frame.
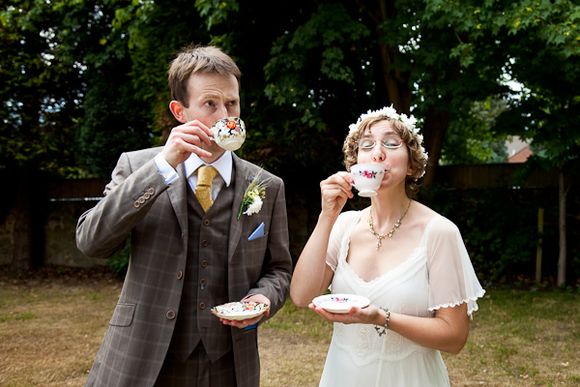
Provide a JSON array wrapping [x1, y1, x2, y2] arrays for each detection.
[[368, 200, 412, 250]]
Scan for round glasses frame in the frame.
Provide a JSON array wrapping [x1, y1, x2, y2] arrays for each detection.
[[358, 138, 405, 151]]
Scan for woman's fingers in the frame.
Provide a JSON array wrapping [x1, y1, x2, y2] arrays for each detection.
[[309, 303, 377, 325], [319, 172, 354, 214]]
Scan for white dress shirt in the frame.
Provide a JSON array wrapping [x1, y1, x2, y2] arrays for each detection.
[[154, 151, 233, 200]]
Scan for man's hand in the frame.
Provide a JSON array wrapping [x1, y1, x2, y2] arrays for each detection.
[[219, 294, 271, 329], [161, 120, 214, 168]]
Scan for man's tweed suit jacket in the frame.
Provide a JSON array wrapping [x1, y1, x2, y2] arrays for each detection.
[[76, 147, 293, 387]]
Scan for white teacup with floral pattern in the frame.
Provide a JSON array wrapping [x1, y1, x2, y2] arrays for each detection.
[[211, 117, 246, 151], [350, 163, 385, 197]]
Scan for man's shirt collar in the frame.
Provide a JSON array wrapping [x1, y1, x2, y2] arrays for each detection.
[[184, 151, 233, 186]]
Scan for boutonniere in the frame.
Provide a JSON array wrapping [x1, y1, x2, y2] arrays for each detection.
[[237, 169, 269, 220]]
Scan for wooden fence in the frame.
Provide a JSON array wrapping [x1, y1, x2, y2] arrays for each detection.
[[0, 164, 573, 281]]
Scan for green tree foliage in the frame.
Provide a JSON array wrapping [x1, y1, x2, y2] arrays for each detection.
[[2, 0, 577, 177], [1, 0, 209, 177], [74, 0, 209, 176], [442, 98, 509, 164], [190, 2, 376, 178], [1, 0, 578, 280], [429, 0, 579, 168], [196, 0, 577, 177], [1, 0, 86, 175]]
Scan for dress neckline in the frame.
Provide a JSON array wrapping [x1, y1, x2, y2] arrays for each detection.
[[340, 211, 441, 285]]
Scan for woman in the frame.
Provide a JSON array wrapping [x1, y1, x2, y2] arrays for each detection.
[[290, 106, 485, 386]]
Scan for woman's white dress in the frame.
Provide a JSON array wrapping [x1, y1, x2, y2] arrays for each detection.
[[319, 211, 485, 387]]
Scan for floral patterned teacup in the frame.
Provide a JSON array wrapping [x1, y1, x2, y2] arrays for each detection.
[[211, 117, 246, 151], [350, 163, 385, 197]]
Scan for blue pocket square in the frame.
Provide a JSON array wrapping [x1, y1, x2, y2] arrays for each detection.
[[248, 222, 266, 241]]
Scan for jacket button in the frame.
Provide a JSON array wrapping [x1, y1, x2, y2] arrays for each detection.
[[176, 271, 183, 280], [147, 187, 155, 195], [201, 240, 209, 247], [138, 197, 146, 204], [166, 309, 176, 320], [199, 302, 206, 310], [133, 201, 140, 208], [203, 219, 210, 226], [200, 260, 208, 268]]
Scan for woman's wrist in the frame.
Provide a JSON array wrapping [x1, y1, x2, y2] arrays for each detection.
[[373, 306, 391, 337], [318, 211, 340, 226]]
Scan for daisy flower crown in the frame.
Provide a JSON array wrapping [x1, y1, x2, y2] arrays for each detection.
[[349, 105, 420, 135], [347, 105, 429, 177]]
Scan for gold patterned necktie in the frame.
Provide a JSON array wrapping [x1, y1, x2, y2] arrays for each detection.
[[194, 165, 218, 212]]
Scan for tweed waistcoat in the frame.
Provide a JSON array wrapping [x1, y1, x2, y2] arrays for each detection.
[[167, 172, 236, 362]]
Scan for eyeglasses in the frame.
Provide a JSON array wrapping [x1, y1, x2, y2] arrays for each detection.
[[358, 137, 404, 151]]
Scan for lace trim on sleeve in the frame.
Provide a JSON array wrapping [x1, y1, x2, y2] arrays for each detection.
[[429, 289, 486, 317]]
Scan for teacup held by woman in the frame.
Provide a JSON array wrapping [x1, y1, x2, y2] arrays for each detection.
[[350, 163, 384, 197]]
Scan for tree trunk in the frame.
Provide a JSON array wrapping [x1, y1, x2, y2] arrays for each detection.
[[11, 202, 34, 272], [11, 169, 46, 273], [422, 108, 450, 187], [557, 169, 567, 286], [535, 207, 544, 283], [371, 0, 411, 112]]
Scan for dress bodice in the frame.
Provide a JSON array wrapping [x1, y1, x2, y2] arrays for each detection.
[[318, 210, 485, 387]]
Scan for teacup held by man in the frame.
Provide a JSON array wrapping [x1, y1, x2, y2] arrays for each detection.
[[211, 117, 246, 151]]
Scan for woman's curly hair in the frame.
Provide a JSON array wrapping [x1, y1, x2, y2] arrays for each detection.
[[342, 116, 429, 195]]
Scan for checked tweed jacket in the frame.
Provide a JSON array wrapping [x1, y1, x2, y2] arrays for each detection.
[[76, 147, 293, 387]]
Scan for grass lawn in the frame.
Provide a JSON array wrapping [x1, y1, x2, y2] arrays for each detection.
[[0, 267, 578, 386]]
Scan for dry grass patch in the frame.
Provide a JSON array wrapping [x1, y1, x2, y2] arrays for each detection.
[[258, 329, 329, 387], [445, 290, 579, 386], [0, 269, 120, 387], [259, 302, 331, 386], [0, 268, 578, 386]]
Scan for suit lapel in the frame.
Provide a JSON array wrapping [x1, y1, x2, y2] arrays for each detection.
[[167, 163, 188, 235], [165, 154, 252, 260], [228, 155, 251, 260]]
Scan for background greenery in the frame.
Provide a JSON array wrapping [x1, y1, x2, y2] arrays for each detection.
[[1, 0, 578, 284], [2, 0, 578, 176], [422, 185, 580, 286]]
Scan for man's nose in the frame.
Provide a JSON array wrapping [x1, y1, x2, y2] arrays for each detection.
[[215, 103, 229, 119]]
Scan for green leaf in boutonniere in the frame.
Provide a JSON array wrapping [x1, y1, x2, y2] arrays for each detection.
[[237, 168, 269, 220]]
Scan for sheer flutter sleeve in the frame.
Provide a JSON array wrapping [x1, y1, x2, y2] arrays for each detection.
[[426, 216, 485, 316], [325, 211, 360, 271]]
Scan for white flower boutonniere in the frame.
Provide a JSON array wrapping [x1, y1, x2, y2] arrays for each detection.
[[237, 169, 269, 220]]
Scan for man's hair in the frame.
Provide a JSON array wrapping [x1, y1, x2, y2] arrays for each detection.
[[168, 45, 241, 106]]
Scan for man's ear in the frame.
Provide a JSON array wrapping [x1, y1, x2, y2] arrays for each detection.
[[169, 100, 187, 123]]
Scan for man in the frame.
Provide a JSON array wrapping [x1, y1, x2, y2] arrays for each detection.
[[76, 45, 293, 387]]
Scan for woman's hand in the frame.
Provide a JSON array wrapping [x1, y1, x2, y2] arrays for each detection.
[[319, 172, 354, 219], [310, 301, 471, 354], [309, 303, 382, 326]]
